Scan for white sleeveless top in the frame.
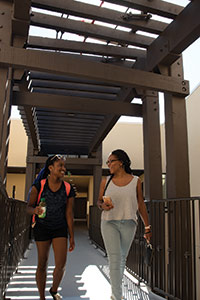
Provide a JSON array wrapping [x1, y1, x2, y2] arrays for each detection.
[[101, 176, 138, 222]]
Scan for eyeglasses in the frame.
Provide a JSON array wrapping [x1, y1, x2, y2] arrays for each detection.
[[106, 159, 119, 165]]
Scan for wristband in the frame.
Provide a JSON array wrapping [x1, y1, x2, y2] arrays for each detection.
[[145, 225, 151, 230]]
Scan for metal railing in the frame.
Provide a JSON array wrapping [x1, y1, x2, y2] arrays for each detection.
[[89, 197, 200, 300], [0, 180, 31, 299]]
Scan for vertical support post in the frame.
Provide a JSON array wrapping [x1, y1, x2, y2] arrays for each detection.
[[92, 145, 102, 205], [0, 0, 13, 185], [142, 90, 163, 200], [0, 68, 12, 185], [24, 138, 36, 201], [164, 57, 194, 300], [142, 90, 164, 290]]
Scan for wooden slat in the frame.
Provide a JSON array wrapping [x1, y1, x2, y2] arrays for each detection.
[[12, 91, 143, 117], [28, 36, 146, 60], [31, 0, 167, 35], [31, 12, 154, 49]]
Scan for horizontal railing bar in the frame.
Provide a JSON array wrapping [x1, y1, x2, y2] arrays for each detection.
[[153, 287, 182, 300], [145, 196, 200, 203]]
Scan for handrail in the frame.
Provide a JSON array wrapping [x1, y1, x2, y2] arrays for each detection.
[[0, 175, 31, 299], [89, 196, 199, 300]]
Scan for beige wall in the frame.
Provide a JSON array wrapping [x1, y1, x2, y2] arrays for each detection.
[[186, 84, 200, 196], [8, 119, 28, 167], [6, 119, 27, 201], [186, 84, 200, 299], [103, 121, 166, 173], [6, 173, 26, 200]]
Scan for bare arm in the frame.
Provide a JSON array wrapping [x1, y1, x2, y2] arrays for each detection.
[[27, 186, 44, 216], [66, 197, 75, 252], [137, 178, 152, 241], [97, 177, 113, 211]]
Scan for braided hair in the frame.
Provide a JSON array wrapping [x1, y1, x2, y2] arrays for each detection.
[[39, 155, 65, 179], [111, 149, 132, 174]]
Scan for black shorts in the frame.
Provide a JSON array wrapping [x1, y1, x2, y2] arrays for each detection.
[[33, 222, 68, 241]]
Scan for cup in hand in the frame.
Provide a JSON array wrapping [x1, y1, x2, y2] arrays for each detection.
[[103, 196, 112, 206]]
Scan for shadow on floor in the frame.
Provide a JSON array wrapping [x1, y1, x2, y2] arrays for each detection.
[[5, 222, 165, 300]]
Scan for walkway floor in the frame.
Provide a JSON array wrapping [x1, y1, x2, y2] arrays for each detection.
[[5, 223, 165, 300]]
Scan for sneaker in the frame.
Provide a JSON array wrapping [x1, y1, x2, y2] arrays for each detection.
[[49, 287, 61, 300]]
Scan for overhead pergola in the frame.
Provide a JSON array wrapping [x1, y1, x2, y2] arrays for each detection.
[[1, 0, 198, 158], [0, 0, 199, 207], [0, 0, 200, 298], [0, 0, 199, 190]]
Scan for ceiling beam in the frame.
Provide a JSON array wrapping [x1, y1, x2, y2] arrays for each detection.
[[28, 36, 146, 60], [31, 12, 153, 49], [12, 91, 143, 117], [0, 46, 189, 96], [103, 0, 184, 19], [146, 0, 200, 70], [27, 156, 102, 165], [31, 0, 167, 35]]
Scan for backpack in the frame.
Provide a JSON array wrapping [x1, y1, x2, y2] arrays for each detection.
[[32, 179, 71, 228]]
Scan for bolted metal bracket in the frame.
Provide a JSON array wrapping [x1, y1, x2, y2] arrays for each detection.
[[122, 12, 152, 21]]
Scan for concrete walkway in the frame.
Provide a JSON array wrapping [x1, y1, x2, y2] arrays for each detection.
[[5, 223, 165, 300]]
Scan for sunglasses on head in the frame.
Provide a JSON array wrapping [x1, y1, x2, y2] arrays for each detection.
[[50, 154, 66, 161]]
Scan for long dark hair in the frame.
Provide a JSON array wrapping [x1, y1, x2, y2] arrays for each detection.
[[111, 149, 132, 174]]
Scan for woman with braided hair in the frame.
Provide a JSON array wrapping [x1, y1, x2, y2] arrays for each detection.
[[27, 155, 75, 300], [97, 149, 151, 300]]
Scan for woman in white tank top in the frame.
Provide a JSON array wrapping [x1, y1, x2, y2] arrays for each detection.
[[97, 149, 151, 300]]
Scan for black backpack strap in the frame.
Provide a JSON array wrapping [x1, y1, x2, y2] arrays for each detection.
[[103, 175, 113, 196]]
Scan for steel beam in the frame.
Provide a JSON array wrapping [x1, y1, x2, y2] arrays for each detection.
[[0, 46, 189, 96]]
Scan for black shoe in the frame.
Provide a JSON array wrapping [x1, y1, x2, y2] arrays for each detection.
[[49, 287, 61, 300]]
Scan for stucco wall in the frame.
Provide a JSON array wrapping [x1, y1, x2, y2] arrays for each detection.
[[8, 119, 28, 167], [6, 173, 26, 201], [186, 84, 200, 196], [103, 122, 166, 173]]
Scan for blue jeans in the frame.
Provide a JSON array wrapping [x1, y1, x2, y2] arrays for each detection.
[[101, 219, 137, 300]]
